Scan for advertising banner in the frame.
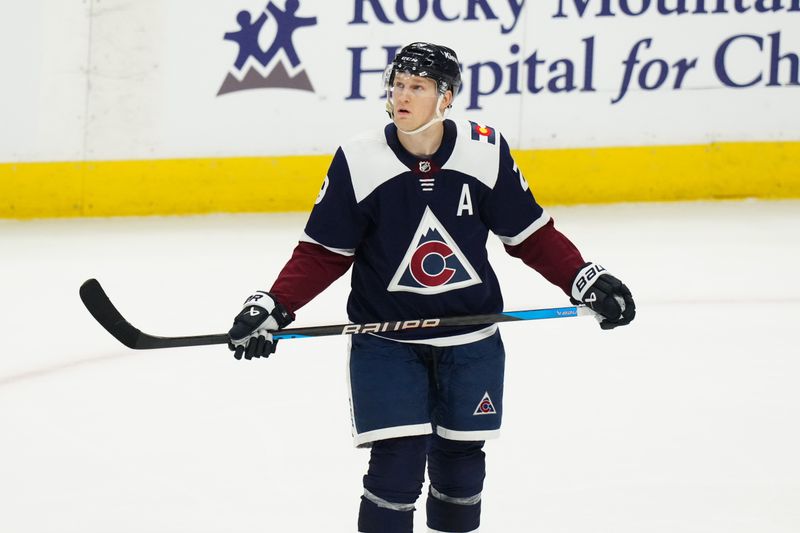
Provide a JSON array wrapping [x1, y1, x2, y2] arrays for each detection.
[[1, 0, 798, 217]]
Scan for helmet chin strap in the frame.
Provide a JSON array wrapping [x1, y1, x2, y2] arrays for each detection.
[[395, 94, 448, 136]]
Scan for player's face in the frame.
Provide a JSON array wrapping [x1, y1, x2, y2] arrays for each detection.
[[391, 73, 441, 130]]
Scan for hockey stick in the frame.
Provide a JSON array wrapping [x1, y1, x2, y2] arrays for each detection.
[[80, 278, 595, 350]]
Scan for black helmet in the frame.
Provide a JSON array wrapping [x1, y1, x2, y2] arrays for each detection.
[[385, 42, 462, 96]]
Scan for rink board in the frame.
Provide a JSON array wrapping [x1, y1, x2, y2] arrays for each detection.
[[2, 141, 799, 218]]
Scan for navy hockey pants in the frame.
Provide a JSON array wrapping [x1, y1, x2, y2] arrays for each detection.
[[358, 434, 485, 533]]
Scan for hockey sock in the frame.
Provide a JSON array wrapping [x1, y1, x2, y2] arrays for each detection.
[[426, 491, 482, 533], [358, 435, 429, 533], [426, 435, 485, 532]]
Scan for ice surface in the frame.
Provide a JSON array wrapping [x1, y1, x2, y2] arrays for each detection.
[[1, 200, 798, 532]]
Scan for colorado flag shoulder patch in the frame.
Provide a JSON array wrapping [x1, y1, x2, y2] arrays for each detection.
[[469, 121, 496, 145]]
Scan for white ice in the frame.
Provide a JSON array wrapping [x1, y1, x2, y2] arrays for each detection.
[[1, 200, 799, 533]]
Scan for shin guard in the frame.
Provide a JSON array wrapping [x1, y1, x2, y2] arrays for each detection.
[[426, 436, 485, 533], [357, 435, 428, 533]]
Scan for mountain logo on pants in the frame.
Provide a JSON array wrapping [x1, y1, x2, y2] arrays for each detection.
[[473, 392, 496, 416]]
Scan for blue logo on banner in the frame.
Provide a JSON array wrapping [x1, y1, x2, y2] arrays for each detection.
[[218, 0, 317, 96]]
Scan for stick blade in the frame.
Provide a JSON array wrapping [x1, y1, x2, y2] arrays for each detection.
[[79, 278, 143, 349]]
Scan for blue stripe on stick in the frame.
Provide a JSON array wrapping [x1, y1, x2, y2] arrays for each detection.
[[274, 333, 311, 340], [504, 307, 579, 320]]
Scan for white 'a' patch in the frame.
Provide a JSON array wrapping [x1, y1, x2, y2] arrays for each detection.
[[457, 183, 473, 216], [387, 206, 481, 295]]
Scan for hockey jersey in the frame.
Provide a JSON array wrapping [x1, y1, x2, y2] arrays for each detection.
[[292, 118, 559, 345]]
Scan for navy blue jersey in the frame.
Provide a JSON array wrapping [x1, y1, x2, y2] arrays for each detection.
[[302, 119, 551, 345]]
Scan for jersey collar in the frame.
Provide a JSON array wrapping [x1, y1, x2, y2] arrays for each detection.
[[384, 119, 457, 172]]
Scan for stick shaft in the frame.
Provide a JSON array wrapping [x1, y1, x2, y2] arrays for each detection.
[[79, 278, 593, 350]]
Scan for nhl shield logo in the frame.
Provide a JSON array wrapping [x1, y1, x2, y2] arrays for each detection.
[[388, 207, 481, 295]]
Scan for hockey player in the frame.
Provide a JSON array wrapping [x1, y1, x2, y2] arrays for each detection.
[[227, 42, 635, 533]]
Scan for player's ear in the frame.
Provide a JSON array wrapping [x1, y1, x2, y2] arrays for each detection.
[[441, 89, 454, 111]]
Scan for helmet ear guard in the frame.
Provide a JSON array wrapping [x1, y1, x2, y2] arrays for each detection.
[[383, 64, 397, 119]]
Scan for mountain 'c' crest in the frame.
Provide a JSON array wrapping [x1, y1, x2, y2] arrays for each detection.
[[388, 207, 481, 295]]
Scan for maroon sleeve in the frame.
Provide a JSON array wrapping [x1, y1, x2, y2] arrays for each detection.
[[269, 241, 354, 315], [504, 218, 585, 296]]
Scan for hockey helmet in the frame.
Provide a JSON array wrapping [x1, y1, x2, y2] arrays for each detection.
[[384, 42, 462, 97]]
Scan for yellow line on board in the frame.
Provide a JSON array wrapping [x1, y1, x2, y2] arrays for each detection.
[[515, 141, 800, 205], [0, 156, 331, 218], [1, 142, 798, 219]]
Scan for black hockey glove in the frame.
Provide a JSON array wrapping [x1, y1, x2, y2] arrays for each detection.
[[227, 291, 294, 360], [570, 263, 636, 330]]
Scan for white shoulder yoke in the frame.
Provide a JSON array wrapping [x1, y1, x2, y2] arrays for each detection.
[[341, 129, 408, 204], [442, 119, 501, 189]]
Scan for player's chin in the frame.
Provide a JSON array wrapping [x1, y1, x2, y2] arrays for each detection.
[[394, 115, 417, 129]]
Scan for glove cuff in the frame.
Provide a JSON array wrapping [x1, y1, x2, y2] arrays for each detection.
[[268, 293, 294, 329], [570, 262, 610, 302]]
